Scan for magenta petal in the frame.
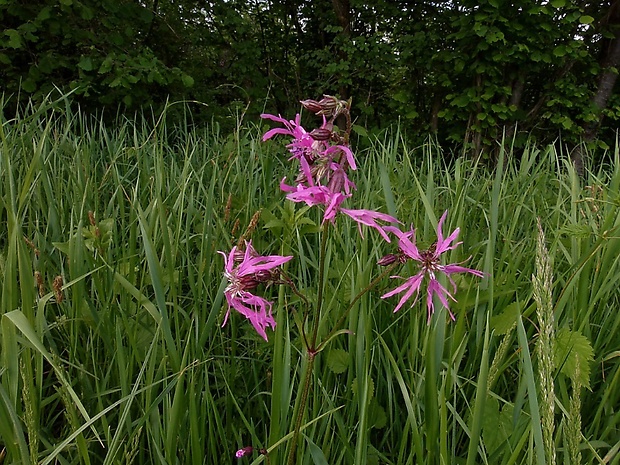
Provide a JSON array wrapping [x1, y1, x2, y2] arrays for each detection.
[[341, 208, 398, 242], [381, 274, 424, 313], [261, 113, 291, 124], [263, 127, 293, 141], [280, 177, 295, 193], [441, 264, 485, 277]]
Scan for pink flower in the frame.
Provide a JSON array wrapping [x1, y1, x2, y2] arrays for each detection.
[[218, 241, 293, 341], [381, 211, 484, 322], [262, 107, 394, 240], [235, 446, 254, 458]]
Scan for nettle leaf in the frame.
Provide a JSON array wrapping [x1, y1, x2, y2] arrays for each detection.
[[554, 327, 594, 389], [369, 399, 387, 429], [351, 377, 374, 400], [483, 398, 519, 453], [327, 348, 349, 374]]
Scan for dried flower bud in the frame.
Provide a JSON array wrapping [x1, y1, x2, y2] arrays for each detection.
[[88, 211, 97, 227], [310, 128, 332, 141], [300, 99, 322, 113], [224, 193, 232, 222], [377, 254, 400, 266], [35, 271, 45, 297], [53, 275, 64, 303], [235, 446, 253, 458]]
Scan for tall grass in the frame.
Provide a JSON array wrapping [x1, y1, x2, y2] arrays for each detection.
[[1, 98, 619, 465]]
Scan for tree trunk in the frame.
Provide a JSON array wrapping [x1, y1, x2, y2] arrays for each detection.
[[572, 0, 620, 174], [332, 0, 351, 35]]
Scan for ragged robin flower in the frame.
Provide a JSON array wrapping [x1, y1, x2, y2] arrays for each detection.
[[381, 210, 484, 322], [218, 241, 292, 341]]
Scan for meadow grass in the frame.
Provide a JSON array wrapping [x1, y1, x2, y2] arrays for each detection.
[[1, 98, 619, 465]]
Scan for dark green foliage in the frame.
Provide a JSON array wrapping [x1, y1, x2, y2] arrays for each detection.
[[0, 0, 193, 110], [2, 0, 620, 154]]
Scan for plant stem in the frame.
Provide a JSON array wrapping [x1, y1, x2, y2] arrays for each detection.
[[310, 223, 330, 348], [286, 351, 316, 465], [287, 222, 329, 464]]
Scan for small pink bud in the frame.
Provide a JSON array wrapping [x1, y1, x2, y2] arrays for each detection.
[[235, 446, 253, 458]]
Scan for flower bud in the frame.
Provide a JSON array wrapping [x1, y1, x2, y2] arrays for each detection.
[[318, 95, 339, 111], [254, 268, 280, 283], [239, 275, 260, 290], [310, 128, 332, 141], [377, 254, 400, 266], [300, 99, 322, 113], [235, 446, 253, 458]]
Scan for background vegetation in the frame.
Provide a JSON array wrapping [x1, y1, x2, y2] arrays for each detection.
[[2, 0, 620, 158], [0, 98, 619, 464]]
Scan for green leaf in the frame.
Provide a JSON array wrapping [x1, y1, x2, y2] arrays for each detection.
[[181, 74, 194, 87], [22, 79, 37, 92], [5, 29, 22, 49], [78, 57, 93, 71], [352, 124, 368, 137], [351, 377, 374, 400], [553, 45, 566, 57], [305, 435, 329, 465], [579, 15, 594, 25], [554, 327, 594, 389], [452, 94, 470, 108], [369, 399, 387, 429], [491, 302, 520, 334], [550, 0, 566, 7], [327, 348, 349, 374]]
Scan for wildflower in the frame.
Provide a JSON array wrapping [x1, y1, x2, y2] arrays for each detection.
[[235, 446, 254, 458], [218, 241, 292, 341], [262, 103, 395, 240], [381, 211, 484, 322]]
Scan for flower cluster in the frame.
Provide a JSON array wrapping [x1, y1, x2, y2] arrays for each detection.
[[219, 96, 484, 341], [262, 96, 397, 241], [218, 241, 292, 341]]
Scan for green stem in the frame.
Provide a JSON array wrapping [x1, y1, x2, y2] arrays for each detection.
[[310, 223, 330, 348], [286, 222, 329, 464], [286, 351, 316, 465]]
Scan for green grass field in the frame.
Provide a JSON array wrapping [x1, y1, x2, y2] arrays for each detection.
[[1, 98, 619, 465]]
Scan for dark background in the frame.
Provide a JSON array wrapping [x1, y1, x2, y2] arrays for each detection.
[[2, 0, 620, 160]]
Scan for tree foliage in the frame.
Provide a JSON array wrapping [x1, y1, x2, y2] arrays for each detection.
[[2, 0, 619, 155]]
